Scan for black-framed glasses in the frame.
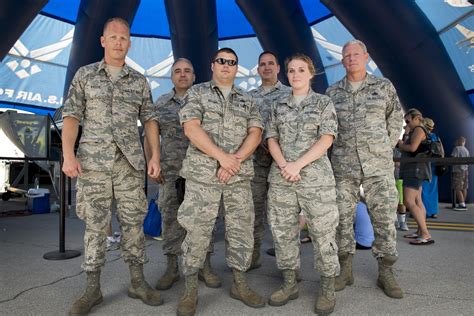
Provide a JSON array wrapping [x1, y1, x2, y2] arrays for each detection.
[[214, 57, 237, 66]]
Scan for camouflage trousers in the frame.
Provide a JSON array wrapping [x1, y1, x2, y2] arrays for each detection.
[[76, 150, 148, 271], [267, 184, 339, 277], [158, 178, 214, 255], [334, 172, 398, 258], [250, 164, 270, 247], [178, 179, 255, 276], [158, 179, 185, 255]]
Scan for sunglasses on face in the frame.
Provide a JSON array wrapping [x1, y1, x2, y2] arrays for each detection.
[[214, 57, 237, 66]]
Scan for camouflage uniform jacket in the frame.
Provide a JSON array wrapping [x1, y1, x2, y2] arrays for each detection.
[[326, 74, 403, 178], [179, 80, 263, 184], [63, 60, 156, 172], [155, 89, 189, 181], [266, 89, 338, 187], [249, 81, 291, 168]]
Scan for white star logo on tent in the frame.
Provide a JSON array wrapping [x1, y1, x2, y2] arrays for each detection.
[[444, 0, 472, 8], [126, 52, 174, 90], [6, 29, 74, 79], [236, 64, 260, 91], [455, 24, 473, 54]]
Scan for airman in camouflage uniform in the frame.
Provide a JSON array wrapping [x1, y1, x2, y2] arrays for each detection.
[[176, 48, 265, 315], [325, 40, 404, 299], [145, 59, 220, 290], [62, 18, 163, 315], [248, 51, 291, 270], [266, 54, 339, 314]]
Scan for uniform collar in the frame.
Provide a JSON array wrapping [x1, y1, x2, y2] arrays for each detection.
[[256, 80, 286, 94], [209, 80, 243, 96], [280, 88, 316, 108], [339, 72, 377, 92], [97, 59, 131, 77], [171, 88, 186, 104]]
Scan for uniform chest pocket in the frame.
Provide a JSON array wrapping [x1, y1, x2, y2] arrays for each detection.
[[334, 97, 351, 111], [85, 84, 111, 102], [119, 88, 143, 111], [365, 98, 386, 124], [233, 106, 250, 123], [277, 120, 297, 146], [301, 113, 321, 140], [202, 104, 223, 136], [233, 106, 250, 144]]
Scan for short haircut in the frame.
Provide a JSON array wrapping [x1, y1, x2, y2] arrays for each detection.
[[404, 108, 423, 120], [456, 136, 466, 146], [213, 47, 238, 64], [258, 51, 279, 64], [103, 17, 130, 35], [342, 39, 368, 54], [284, 53, 316, 76], [172, 58, 194, 72]]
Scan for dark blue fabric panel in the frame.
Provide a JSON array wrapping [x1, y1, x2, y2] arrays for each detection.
[[322, 0, 474, 202], [40, 0, 332, 39], [165, 0, 218, 83], [237, 0, 328, 93], [0, 0, 49, 61]]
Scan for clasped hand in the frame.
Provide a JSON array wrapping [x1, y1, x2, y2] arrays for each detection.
[[217, 153, 242, 183], [280, 161, 302, 182]]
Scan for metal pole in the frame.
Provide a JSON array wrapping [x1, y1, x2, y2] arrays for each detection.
[[43, 115, 81, 260]]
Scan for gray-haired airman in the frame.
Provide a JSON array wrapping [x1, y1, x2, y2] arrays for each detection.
[[326, 39, 404, 299]]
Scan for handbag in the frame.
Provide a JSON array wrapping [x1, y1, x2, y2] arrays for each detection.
[[143, 194, 162, 237], [415, 127, 445, 158], [434, 165, 448, 177], [424, 135, 445, 158]]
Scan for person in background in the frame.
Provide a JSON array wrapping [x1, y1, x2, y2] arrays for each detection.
[[451, 136, 470, 211], [421, 118, 440, 218], [354, 188, 375, 250], [398, 109, 434, 245], [394, 125, 409, 231], [105, 221, 121, 251]]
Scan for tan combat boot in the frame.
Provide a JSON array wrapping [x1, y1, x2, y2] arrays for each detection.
[[69, 270, 103, 315], [128, 264, 163, 306], [335, 252, 353, 291], [314, 276, 336, 315], [177, 273, 198, 316], [248, 242, 262, 271], [198, 252, 221, 288], [155, 254, 180, 290], [230, 269, 265, 308], [377, 255, 404, 298], [268, 269, 299, 306]]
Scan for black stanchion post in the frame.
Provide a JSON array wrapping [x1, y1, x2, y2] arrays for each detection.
[[452, 189, 456, 209], [43, 116, 81, 260]]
